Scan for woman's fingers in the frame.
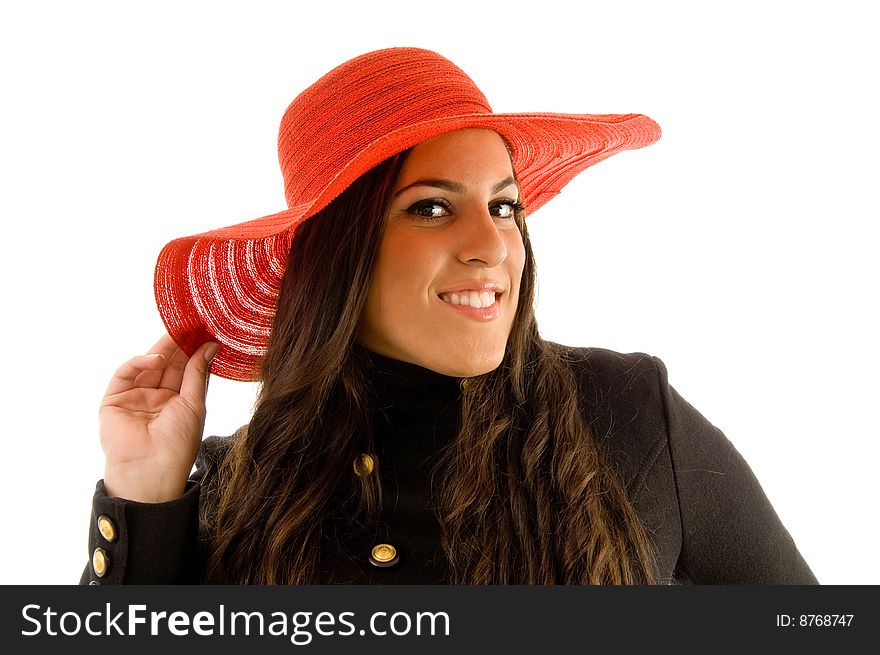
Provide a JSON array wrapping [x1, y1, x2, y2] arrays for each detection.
[[132, 334, 185, 389], [145, 333, 181, 359], [102, 334, 210, 399], [156, 340, 192, 392], [103, 352, 169, 398]]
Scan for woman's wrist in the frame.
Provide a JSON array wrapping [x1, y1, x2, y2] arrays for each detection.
[[103, 465, 189, 503]]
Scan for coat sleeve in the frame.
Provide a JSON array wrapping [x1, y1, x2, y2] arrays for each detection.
[[77, 433, 234, 585], [653, 356, 818, 584], [78, 480, 202, 584]]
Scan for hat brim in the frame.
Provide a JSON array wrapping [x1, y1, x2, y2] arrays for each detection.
[[155, 111, 660, 380]]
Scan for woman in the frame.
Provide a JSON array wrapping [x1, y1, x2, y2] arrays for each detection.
[[82, 47, 817, 585]]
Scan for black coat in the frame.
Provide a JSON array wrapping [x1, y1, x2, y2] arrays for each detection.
[[80, 345, 818, 585]]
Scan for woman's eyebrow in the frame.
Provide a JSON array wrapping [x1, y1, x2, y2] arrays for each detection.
[[393, 176, 518, 198]]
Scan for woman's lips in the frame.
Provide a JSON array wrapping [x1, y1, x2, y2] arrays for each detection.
[[437, 281, 504, 295]]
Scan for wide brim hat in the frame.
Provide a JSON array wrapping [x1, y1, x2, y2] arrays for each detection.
[[155, 47, 661, 381]]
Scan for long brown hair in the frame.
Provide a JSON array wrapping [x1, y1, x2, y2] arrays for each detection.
[[204, 146, 659, 584]]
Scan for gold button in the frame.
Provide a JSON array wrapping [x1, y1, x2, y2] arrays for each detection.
[[369, 543, 399, 568], [353, 453, 375, 477], [97, 515, 117, 542], [92, 548, 109, 578]]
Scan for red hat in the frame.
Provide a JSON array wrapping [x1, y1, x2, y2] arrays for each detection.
[[154, 47, 661, 381]]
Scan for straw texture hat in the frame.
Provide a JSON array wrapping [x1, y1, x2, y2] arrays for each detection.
[[154, 47, 661, 381]]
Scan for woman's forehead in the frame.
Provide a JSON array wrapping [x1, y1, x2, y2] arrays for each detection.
[[396, 129, 516, 187]]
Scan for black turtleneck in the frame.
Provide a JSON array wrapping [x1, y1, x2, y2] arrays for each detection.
[[320, 350, 464, 584]]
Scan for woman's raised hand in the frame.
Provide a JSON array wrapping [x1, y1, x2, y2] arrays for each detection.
[[99, 334, 220, 503]]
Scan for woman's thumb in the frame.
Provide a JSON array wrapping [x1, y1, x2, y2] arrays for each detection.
[[180, 342, 220, 405]]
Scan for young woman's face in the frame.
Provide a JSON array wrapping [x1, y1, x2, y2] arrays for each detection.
[[359, 128, 526, 377]]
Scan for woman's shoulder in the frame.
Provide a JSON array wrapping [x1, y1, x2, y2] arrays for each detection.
[[192, 424, 248, 481], [550, 341, 667, 403], [548, 341, 670, 489]]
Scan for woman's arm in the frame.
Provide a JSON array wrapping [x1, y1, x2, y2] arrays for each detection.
[[654, 356, 818, 584]]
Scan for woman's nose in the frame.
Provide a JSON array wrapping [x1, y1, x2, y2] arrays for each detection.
[[456, 208, 508, 267]]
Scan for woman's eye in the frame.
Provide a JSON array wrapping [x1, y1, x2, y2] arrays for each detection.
[[490, 200, 524, 219], [406, 200, 451, 220]]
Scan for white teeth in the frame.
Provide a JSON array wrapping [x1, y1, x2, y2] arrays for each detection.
[[439, 291, 497, 308]]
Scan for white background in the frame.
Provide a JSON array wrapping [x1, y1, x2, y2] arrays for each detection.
[[1, 1, 876, 585]]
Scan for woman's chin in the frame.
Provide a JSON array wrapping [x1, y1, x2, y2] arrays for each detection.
[[358, 334, 508, 378], [422, 349, 506, 378]]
